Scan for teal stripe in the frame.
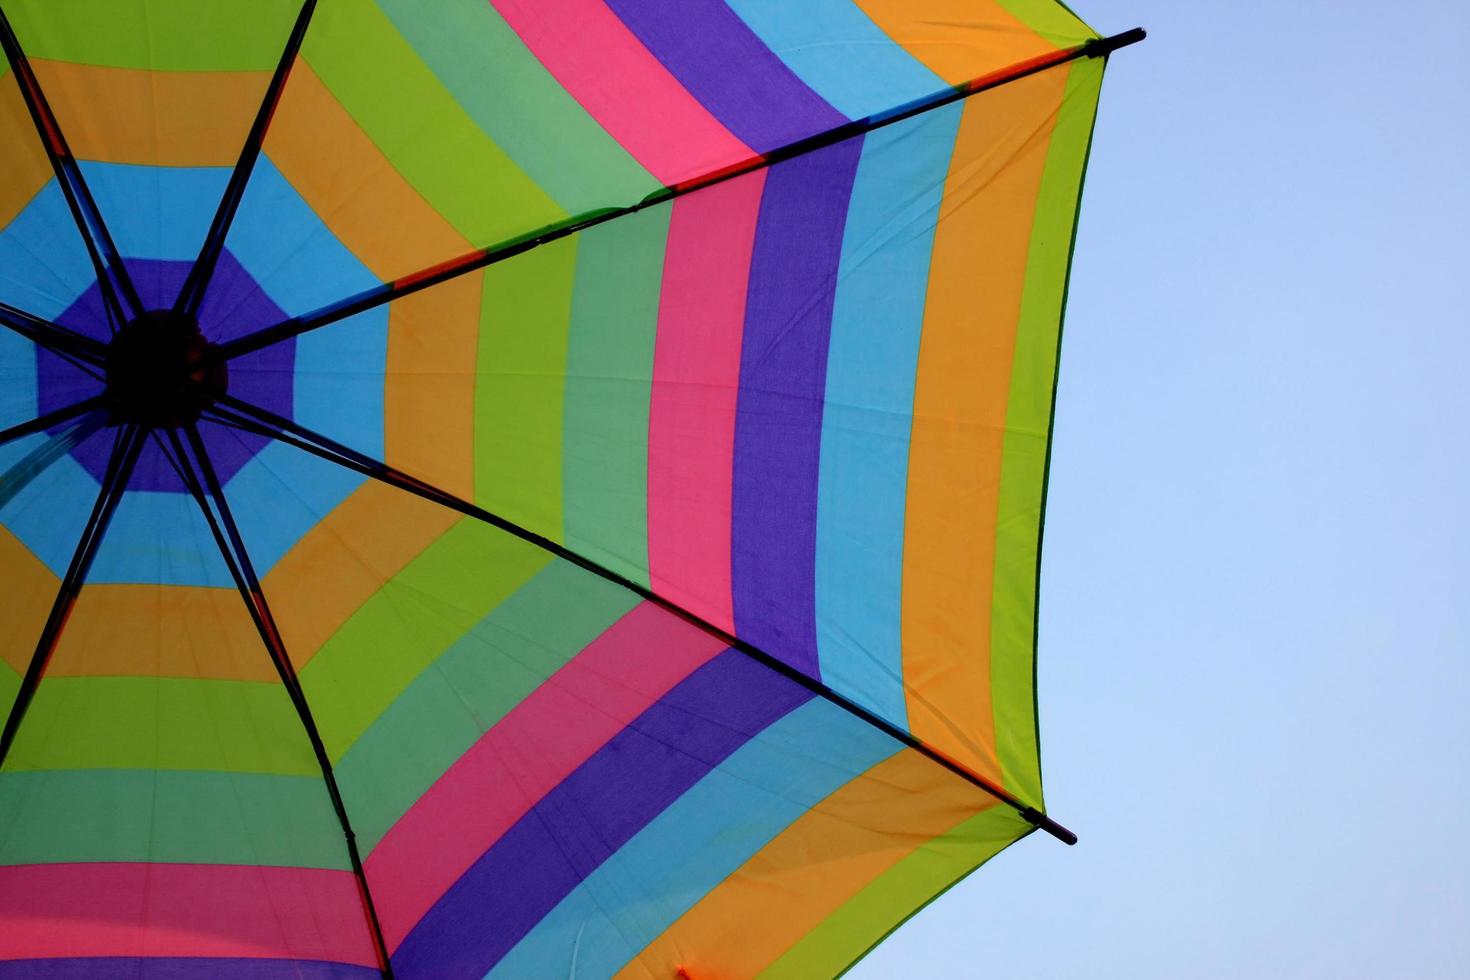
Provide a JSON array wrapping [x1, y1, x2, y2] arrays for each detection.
[[815, 105, 962, 727], [725, 0, 945, 120], [0, 769, 346, 868], [339, 562, 638, 853], [374, 0, 658, 212], [562, 208, 669, 588], [490, 699, 899, 979]]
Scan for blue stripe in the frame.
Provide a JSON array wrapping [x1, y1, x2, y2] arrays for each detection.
[[725, 0, 947, 121], [81, 162, 228, 262], [490, 698, 899, 978], [815, 105, 963, 727]]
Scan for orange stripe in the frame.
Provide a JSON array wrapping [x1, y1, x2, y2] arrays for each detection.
[[49, 585, 272, 680], [262, 60, 470, 281], [619, 749, 998, 979], [900, 67, 1069, 785], [384, 269, 482, 502], [31, 61, 266, 166], [0, 529, 54, 677], [853, 0, 1058, 85], [0, 71, 52, 225], [264, 480, 458, 669]]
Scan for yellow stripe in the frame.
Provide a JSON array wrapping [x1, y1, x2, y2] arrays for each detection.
[[261, 60, 470, 281], [32, 61, 266, 166], [0, 71, 52, 225], [900, 67, 1069, 785], [619, 749, 998, 979], [0, 528, 54, 678], [853, 0, 1057, 86], [265, 480, 458, 667], [385, 269, 483, 502]]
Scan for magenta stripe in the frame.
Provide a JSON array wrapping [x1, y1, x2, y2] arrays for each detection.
[[602, 0, 846, 151], [0, 864, 375, 964], [389, 650, 811, 977], [0, 959, 377, 979], [489, 0, 751, 185], [731, 138, 864, 678], [647, 171, 766, 633], [366, 602, 726, 949]]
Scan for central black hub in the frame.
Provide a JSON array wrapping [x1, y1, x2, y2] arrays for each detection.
[[105, 310, 227, 427]]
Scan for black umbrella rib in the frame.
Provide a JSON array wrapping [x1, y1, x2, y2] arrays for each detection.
[[0, 300, 108, 371], [0, 8, 143, 328], [206, 394, 1077, 845], [213, 27, 1145, 365], [0, 422, 144, 771], [0, 393, 105, 448], [168, 424, 394, 978], [174, 0, 317, 318]]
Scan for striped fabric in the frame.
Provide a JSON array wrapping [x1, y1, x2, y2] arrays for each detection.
[[0, 0, 1114, 976]]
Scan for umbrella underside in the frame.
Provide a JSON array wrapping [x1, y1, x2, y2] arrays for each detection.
[[0, 1, 1118, 977]]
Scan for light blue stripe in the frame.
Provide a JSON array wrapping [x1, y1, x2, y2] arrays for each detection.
[[227, 158, 387, 458], [725, 0, 946, 121], [0, 181, 95, 318], [815, 105, 962, 728], [223, 437, 366, 578], [0, 436, 97, 578], [489, 699, 899, 979], [227, 158, 381, 317], [80, 162, 227, 262]]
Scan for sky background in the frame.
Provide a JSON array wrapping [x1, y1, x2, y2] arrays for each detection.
[[854, 1, 1470, 977]]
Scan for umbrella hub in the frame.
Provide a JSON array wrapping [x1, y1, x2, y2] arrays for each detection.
[[105, 311, 228, 428]]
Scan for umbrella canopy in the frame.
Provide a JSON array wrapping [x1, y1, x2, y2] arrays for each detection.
[[0, 2, 1138, 977]]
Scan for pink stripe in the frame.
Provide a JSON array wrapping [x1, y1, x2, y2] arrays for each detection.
[[0, 863, 375, 964], [365, 601, 725, 950], [488, 0, 751, 186], [647, 172, 766, 634]]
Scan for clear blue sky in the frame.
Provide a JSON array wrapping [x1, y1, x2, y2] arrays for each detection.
[[854, 1, 1470, 976]]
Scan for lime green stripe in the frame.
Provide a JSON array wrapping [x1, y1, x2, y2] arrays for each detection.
[[0, 768, 346, 868], [302, 0, 564, 248], [5, 0, 299, 71], [562, 209, 669, 588], [762, 806, 1032, 979], [996, 0, 1099, 49], [5, 676, 316, 774], [989, 58, 1103, 806], [339, 561, 637, 853], [474, 236, 578, 541], [374, 0, 656, 213], [299, 519, 552, 761]]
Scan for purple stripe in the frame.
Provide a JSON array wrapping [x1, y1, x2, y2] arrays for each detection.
[[731, 138, 864, 680], [602, 0, 846, 152], [389, 650, 811, 977], [0, 959, 377, 979]]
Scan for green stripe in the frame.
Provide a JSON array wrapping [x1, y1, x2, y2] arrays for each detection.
[[339, 561, 638, 853], [374, 0, 656, 213], [5, 676, 316, 774], [474, 236, 578, 541], [0, 768, 346, 868], [996, 0, 1099, 49], [989, 58, 1103, 806], [562, 209, 669, 588], [762, 806, 1031, 979], [302, 0, 563, 249], [299, 518, 552, 761], [5, 0, 298, 71]]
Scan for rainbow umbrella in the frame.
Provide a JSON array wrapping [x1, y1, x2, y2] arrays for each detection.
[[0, 2, 1141, 977]]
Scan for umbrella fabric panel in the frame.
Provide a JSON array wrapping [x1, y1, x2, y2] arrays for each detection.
[[197, 0, 1099, 286], [261, 506, 1030, 977], [0, 454, 380, 973], [315, 58, 1104, 803]]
